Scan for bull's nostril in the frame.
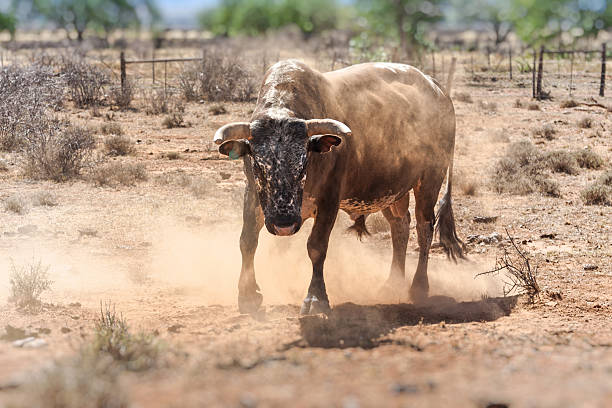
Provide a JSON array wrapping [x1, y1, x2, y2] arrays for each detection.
[[273, 222, 298, 236]]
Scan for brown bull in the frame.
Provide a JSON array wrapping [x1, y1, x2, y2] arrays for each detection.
[[215, 60, 465, 314]]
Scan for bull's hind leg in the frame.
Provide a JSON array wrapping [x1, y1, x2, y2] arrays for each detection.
[[410, 175, 445, 303], [379, 194, 411, 300], [301, 198, 340, 315], [238, 182, 264, 313]]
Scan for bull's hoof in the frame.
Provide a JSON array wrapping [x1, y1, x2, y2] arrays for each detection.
[[409, 284, 429, 304], [238, 291, 263, 314], [300, 295, 331, 315]]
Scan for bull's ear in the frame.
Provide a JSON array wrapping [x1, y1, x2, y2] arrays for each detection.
[[308, 135, 342, 153], [219, 140, 250, 159]]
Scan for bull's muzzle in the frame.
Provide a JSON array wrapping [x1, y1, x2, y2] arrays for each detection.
[[267, 218, 301, 236]]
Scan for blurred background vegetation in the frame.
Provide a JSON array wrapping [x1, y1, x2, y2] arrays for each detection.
[[0, 0, 610, 54]]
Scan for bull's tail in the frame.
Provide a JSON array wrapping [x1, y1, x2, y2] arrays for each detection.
[[347, 215, 370, 241], [435, 154, 466, 262]]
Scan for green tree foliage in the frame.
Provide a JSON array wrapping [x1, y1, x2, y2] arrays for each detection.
[[0, 11, 17, 38], [32, 0, 160, 41], [198, 0, 339, 37], [448, 0, 513, 45], [511, 0, 611, 45], [356, 0, 444, 57]]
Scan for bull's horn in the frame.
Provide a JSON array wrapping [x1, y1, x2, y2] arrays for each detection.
[[306, 119, 352, 137], [213, 122, 251, 145]]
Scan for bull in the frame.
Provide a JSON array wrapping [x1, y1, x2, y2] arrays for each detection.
[[215, 60, 465, 315]]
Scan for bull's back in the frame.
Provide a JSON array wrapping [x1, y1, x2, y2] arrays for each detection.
[[323, 63, 455, 203]]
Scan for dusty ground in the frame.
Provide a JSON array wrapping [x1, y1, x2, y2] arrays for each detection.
[[0, 48, 611, 407]]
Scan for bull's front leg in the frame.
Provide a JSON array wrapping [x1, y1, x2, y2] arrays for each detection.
[[238, 182, 264, 314], [301, 199, 339, 315]]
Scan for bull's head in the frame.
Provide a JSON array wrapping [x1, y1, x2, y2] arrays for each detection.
[[214, 117, 351, 236]]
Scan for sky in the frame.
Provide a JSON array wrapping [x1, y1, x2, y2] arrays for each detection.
[[158, 0, 216, 27]]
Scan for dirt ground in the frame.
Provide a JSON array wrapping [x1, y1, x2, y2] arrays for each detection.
[[0, 48, 611, 407]]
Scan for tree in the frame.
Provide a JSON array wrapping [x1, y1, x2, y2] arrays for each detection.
[[448, 0, 513, 46], [0, 11, 17, 38], [198, 0, 339, 38], [356, 0, 444, 58], [32, 0, 160, 42]]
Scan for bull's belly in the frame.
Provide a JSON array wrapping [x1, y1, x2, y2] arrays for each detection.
[[300, 192, 403, 221]]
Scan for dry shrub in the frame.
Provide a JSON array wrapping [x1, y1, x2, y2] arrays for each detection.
[[91, 162, 147, 187], [479, 100, 497, 112], [560, 99, 578, 108], [104, 135, 134, 156], [198, 51, 257, 102], [8, 259, 53, 313], [460, 179, 478, 196], [578, 116, 593, 129], [0, 65, 63, 152], [15, 353, 129, 408], [61, 60, 109, 108], [92, 303, 162, 371], [453, 92, 473, 103], [166, 151, 180, 160], [100, 122, 123, 136], [178, 62, 201, 101], [527, 103, 541, 111], [581, 184, 611, 206], [143, 88, 184, 115], [209, 103, 228, 115], [546, 150, 579, 175], [491, 141, 559, 197], [532, 124, 556, 140], [477, 229, 540, 302], [32, 191, 58, 207], [574, 149, 604, 169], [23, 123, 96, 181], [4, 195, 27, 214], [109, 78, 135, 110], [598, 170, 612, 186], [162, 113, 187, 129]]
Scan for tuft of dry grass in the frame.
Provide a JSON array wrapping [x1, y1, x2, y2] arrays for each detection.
[[162, 112, 187, 129], [100, 122, 123, 136], [104, 135, 135, 156], [109, 78, 135, 110], [453, 92, 473, 103], [578, 116, 593, 129], [491, 141, 559, 197], [143, 88, 184, 116], [90, 162, 147, 187], [166, 151, 181, 160], [32, 191, 58, 207], [513, 99, 523, 108], [208, 103, 228, 115], [4, 195, 27, 214], [560, 99, 578, 108], [527, 103, 541, 111], [8, 259, 53, 313], [532, 124, 556, 140], [581, 184, 611, 206], [479, 100, 497, 112], [546, 150, 579, 175], [574, 149, 604, 169]]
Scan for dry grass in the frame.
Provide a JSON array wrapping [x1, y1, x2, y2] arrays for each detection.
[[478, 100, 497, 112], [532, 124, 556, 140], [574, 149, 604, 169], [560, 99, 579, 108], [162, 112, 188, 129], [491, 141, 559, 197], [546, 150, 579, 175], [578, 116, 593, 129], [4, 195, 27, 214], [143, 88, 184, 116], [453, 92, 473, 103], [104, 135, 135, 156], [582, 171, 612, 205], [8, 259, 53, 313], [61, 60, 109, 108], [209, 104, 228, 115], [100, 122, 123, 136], [90, 162, 147, 187], [32, 191, 59, 207], [109, 78, 135, 110], [527, 103, 541, 111]]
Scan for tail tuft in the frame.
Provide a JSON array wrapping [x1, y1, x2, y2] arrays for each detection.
[[435, 193, 466, 262], [347, 215, 370, 241]]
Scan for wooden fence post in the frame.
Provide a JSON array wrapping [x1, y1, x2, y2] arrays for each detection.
[[446, 57, 457, 93], [120, 51, 126, 93], [600, 43, 606, 97], [487, 46, 491, 70], [532, 50, 536, 98], [152, 49, 155, 84], [536, 46, 544, 100], [570, 51, 574, 97], [509, 48, 512, 80]]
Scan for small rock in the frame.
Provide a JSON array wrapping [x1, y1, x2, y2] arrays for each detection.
[[390, 383, 419, 394], [69, 302, 81, 307], [37, 328, 51, 335], [473, 215, 498, 223], [61, 327, 72, 334], [220, 171, 231, 180], [540, 233, 556, 239], [185, 215, 201, 224], [23, 338, 48, 348], [239, 393, 258, 408], [583, 264, 598, 271], [12, 337, 37, 348], [78, 228, 98, 237], [168, 324, 185, 333], [139, 241, 152, 248], [17, 224, 38, 235]]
